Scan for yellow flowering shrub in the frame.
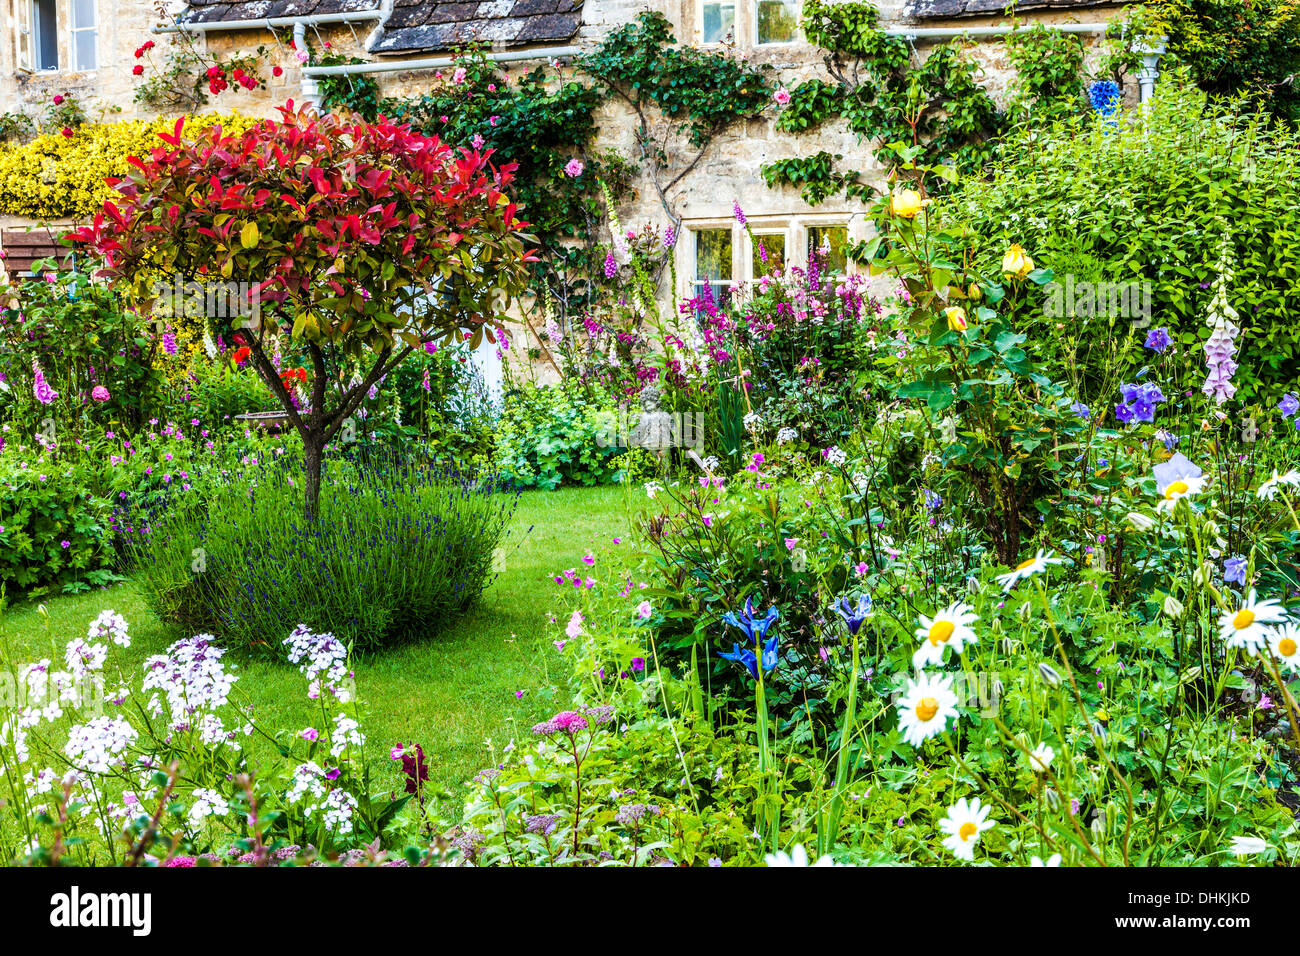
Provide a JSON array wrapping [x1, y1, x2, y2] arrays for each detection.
[[0, 113, 259, 219]]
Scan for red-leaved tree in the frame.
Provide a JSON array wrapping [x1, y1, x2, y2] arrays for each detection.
[[69, 101, 535, 518]]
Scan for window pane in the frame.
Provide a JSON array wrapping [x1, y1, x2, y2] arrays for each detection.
[[751, 233, 786, 277], [74, 30, 96, 71], [695, 228, 732, 305], [758, 0, 799, 44], [35, 0, 58, 71], [701, 2, 735, 44], [72, 0, 95, 29], [808, 226, 848, 273]]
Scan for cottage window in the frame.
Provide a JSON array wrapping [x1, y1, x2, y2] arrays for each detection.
[[750, 231, 786, 277], [33, 0, 58, 71], [700, 2, 736, 44], [71, 0, 97, 71], [807, 225, 848, 273], [756, 0, 799, 44], [694, 228, 734, 305]]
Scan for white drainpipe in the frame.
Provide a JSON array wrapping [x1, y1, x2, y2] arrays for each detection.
[[294, 21, 320, 108], [303, 45, 583, 78], [884, 23, 1110, 39], [1132, 37, 1169, 106], [151, 11, 383, 33]]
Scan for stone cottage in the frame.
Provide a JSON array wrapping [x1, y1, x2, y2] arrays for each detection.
[[2, 1, 1149, 316]]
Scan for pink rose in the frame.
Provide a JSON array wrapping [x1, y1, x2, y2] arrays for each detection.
[[91, 385, 110, 402], [774, 87, 791, 106]]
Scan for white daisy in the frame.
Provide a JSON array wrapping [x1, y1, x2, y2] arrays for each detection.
[[1027, 742, 1055, 774], [1153, 453, 1206, 513], [1030, 853, 1062, 867], [764, 844, 839, 867], [1257, 469, 1300, 501], [1228, 836, 1267, 857], [1269, 623, 1300, 671], [897, 672, 960, 746], [939, 796, 995, 861], [994, 549, 1064, 592], [911, 601, 980, 668], [1219, 590, 1287, 654]]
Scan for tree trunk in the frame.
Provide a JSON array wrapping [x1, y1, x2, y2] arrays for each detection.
[[304, 432, 324, 523]]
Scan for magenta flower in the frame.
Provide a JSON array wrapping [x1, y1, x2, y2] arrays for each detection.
[[91, 385, 110, 402], [564, 158, 584, 177]]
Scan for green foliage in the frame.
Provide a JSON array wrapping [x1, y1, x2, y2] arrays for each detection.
[[1139, 0, 1300, 121], [938, 78, 1300, 403], [0, 263, 162, 435], [769, 0, 1002, 200], [125, 451, 518, 653], [0, 454, 114, 595], [495, 383, 627, 490], [766, 1, 1091, 205], [581, 11, 772, 148]]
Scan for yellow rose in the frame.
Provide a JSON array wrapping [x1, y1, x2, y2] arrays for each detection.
[[968, 282, 982, 300], [1002, 244, 1033, 279], [890, 188, 923, 219], [945, 306, 968, 332]]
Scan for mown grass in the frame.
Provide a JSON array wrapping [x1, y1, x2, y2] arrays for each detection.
[[0, 484, 634, 821]]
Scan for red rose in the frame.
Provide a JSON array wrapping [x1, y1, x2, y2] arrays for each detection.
[[272, 66, 283, 77], [132, 64, 144, 75], [52, 95, 63, 105], [60, 127, 72, 138], [143, 40, 155, 52], [231, 346, 251, 365]]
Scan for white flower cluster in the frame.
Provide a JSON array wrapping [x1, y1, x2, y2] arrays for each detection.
[[775, 427, 797, 445], [824, 446, 847, 467], [87, 609, 131, 648], [284, 625, 351, 701], [63, 638, 107, 680], [743, 412, 763, 432], [188, 787, 230, 826], [330, 713, 365, 758], [142, 635, 237, 730], [64, 716, 137, 774]]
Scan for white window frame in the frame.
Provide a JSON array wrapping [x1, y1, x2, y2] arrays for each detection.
[[680, 214, 865, 300], [70, 0, 98, 72], [15, 0, 35, 72]]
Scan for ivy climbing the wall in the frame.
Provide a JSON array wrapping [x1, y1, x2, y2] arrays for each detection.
[[764, 0, 1094, 206]]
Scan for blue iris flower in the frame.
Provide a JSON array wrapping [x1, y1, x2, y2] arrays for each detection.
[[720, 636, 779, 680], [832, 594, 873, 635], [722, 597, 780, 645]]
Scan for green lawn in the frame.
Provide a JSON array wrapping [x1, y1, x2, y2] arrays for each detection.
[[0, 484, 634, 819]]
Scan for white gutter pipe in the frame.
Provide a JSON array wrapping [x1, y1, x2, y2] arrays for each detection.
[[884, 23, 1110, 38], [152, 11, 382, 33], [303, 45, 583, 77]]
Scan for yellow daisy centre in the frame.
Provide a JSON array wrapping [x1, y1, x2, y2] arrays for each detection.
[[1165, 480, 1189, 499], [959, 822, 978, 841], [928, 620, 956, 646], [1233, 608, 1255, 630], [1280, 637, 1297, 657], [916, 697, 939, 721], [1015, 558, 1036, 571]]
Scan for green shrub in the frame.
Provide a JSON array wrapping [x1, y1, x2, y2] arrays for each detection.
[[124, 451, 519, 654], [496, 383, 627, 489], [0, 451, 115, 594], [941, 77, 1300, 403]]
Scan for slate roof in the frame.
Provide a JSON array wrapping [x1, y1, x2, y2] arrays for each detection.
[[373, 0, 585, 55], [180, 0, 381, 26], [179, 0, 583, 53], [906, 0, 1117, 17]]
